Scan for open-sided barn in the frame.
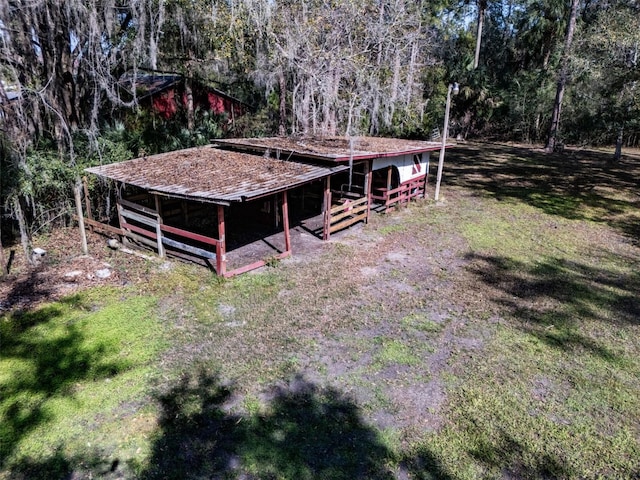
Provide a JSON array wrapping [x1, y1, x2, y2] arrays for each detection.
[[83, 136, 451, 276]]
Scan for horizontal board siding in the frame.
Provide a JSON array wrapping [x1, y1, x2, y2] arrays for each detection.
[[160, 223, 219, 246], [161, 237, 217, 260], [119, 207, 158, 228]]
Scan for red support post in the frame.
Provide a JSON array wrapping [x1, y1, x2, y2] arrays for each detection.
[[365, 160, 373, 224], [423, 153, 430, 198], [217, 204, 226, 276], [282, 191, 291, 253]]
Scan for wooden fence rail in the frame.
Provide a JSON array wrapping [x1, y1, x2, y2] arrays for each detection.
[[327, 195, 369, 236], [116, 199, 222, 271], [372, 175, 425, 211]]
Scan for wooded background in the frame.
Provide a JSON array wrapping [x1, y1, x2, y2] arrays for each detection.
[[0, 0, 639, 260]]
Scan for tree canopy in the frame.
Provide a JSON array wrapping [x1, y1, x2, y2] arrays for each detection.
[[1, 0, 638, 253]]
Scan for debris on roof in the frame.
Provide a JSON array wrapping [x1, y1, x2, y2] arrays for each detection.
[[85, 145, 347, 205], [216, 136, 448, 162]]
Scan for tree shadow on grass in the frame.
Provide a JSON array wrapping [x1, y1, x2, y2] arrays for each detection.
[[0, 295, 132, 476], [465, 252, 639, 361], [465, 424, 572, 480], [445, 143, 640, 240], [1, 268, 54, 311], [139, 370, 454, 480], [4, 446, 127, 480]]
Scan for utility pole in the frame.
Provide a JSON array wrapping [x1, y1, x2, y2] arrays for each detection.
[[435, 82, 459, 201]]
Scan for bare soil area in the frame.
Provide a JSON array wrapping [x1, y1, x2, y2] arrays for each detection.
[[0, 228, 150, 312]]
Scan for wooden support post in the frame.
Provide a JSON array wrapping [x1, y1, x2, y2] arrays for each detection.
[[74, 178, 89, 255], [365, 161, 373, 223], [116, 187, 129, 246], [216, 204, 226, 276], [423, 153, 430, 196], [323, 175, 331, 241], [282, 190, 291, 253], [82, 176, 94, 232], [274, 196, 280, 228], [386, 166, 393, 210], [154, 195, 165, 258]]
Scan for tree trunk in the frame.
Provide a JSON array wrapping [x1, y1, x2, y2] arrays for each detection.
[[291, 82, 300, 135], [0, 223, 7, 278], [185, 77, 195, 132], [321, 72, 333, 134], [13, 197, 31, 265], [545, 0, 579, 153], [545, 77, 567, 152], [614, 126, 623, 161], [278, 68, 287, 136], [474, 0, 487, 69], [301, 83, 310, 135]]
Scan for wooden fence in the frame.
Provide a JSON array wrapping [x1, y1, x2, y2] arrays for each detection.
[[117, 198, 224, 273], [323, 194, 369, 240], [371, 175, 426, 211]]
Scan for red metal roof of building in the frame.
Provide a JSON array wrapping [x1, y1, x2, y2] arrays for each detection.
[[86, 145, 347, 205], [215, 136, 449, 162]]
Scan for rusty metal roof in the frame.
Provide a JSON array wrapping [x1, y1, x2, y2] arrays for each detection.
[[85, 145, 347, 205], [215, 136, 449, 162]]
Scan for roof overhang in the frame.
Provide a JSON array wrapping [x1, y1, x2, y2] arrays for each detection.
[[215, 136, 453, 163], [85, 145, 348, 205]]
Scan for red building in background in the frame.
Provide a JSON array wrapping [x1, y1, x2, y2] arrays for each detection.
[[124, 71, 248, 123]]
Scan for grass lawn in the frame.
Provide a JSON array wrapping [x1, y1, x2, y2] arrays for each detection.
[[1, 142, 638, 479]]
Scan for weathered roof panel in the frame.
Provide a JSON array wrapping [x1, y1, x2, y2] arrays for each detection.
[[85, 145, 347, 204], [215, 136, 450, 162]]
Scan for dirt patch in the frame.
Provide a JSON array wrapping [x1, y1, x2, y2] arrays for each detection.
[[269, 196, 490, 441], [0, 227, 151, 312]]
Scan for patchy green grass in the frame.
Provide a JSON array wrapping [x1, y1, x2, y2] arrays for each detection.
[[378, 223, 408, 236], [406, 143, 640, 479], [374, 338, 420, 367], [401, 312, 444, 333], [0, 288, 167, 478], [419, 311, 640, 478]]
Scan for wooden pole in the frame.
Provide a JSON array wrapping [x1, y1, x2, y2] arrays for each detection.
[[282, 191, 291, 253], [386, 166, 393, 209], [82, 176, 94, 232], [154, 195, 165, 258], [74, 177, 89, 255], [217, 204, 226, 276], [323, 176, 331, 240], [435, 84, 455, 201], [116, 186, 129, 246]]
